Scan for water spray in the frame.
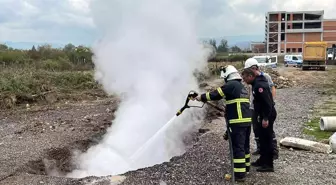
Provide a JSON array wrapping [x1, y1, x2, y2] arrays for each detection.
[[129, 90, 225, 164]]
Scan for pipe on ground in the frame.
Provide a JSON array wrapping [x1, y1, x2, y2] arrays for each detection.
[[319, 116, 336, 131], [330, 133, 336, 153]]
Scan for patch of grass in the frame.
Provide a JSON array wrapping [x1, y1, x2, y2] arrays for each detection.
[[0, 68, 98, 95], [303, 117, 334, 141], [0, 67, 104, 108], [304, 67, 336, 140], [303, 92, 336, 140]]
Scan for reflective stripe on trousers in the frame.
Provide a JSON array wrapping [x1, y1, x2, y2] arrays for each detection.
[[245, 153, 250, 172], [233, 158, 246, 174]]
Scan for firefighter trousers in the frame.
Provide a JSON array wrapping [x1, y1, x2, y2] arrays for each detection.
[[252, 109, 278, 155], [258, 109, 277, 167], [229, 125, 251, 179]]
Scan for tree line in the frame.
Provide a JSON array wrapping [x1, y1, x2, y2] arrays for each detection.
[[205, 38, 243, 53], [0, 43, 94, 70]]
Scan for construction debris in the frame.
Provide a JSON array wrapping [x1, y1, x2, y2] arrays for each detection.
[[264, 68, 295, 89], [320, 116, 336, 131], [280, 137, 332, 154]]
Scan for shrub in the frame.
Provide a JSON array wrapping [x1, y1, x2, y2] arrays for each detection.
[[39, 58, 74, 71], [228, 54, 249, 62]]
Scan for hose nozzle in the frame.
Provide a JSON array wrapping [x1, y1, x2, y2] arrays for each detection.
[[176, 90, 199, 116]]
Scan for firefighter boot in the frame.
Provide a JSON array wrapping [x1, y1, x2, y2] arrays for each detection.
[[251, 158, 263, 167], [256, 158, 274, 172], [235, 176, 246, 182], [256, 164, 274, 172]]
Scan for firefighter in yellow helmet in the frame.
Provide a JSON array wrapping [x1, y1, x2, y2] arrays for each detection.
[[194, 65, 252, 182]]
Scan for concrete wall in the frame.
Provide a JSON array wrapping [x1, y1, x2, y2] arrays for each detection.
[[323, 20, 336, 46], [305, 32, 322, 41], [286, 43, 302, 48], [287, 33, 303, 42], [323, 20, 336, 30]]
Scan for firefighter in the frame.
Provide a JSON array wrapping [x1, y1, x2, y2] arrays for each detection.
[[244, 58, 279, 160], [194, 65, 252, 182], [241, 67, 277, 172]]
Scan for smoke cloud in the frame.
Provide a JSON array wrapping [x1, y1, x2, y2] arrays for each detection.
[[67, 0, 211, 178]]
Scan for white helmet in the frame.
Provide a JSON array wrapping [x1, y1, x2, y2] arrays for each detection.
[[244, 58, 259, 69], [223, 65, 242, 81]]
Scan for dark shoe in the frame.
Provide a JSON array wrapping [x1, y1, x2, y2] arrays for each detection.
[[256, 165, 274, 172], [251, 158, 263, 167], [235, 177, 246, 182], [252, 149, 260, 155]]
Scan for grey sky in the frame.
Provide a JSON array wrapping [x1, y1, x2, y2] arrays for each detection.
[[0, 0, 335, 45]]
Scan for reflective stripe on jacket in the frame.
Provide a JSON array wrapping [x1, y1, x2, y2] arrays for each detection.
[[200, 80, 252, 126]]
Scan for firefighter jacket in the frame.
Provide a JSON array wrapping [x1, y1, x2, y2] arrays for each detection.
[[251, 75, 275, 121], [200, 79, 252, 127]]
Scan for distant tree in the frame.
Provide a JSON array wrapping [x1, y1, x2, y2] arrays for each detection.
[[28, 45, 40, 60], [217, 39, 229, 52], [208, 39, 217, 50], [63, 43, 76, 53], [231, 45, 242, 52], [74, 46, 93, 66], [0, 44, 8, 50], [37, 44, 53, 59]]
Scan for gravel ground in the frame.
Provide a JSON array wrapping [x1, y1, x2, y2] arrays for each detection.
[[0, 98, 119, 185], [117, 87, 336, 185], [1, 79, 336, 185]]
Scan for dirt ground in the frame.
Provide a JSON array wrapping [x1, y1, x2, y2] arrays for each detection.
[[1, 66, 336, 185], [276, 65, 336, 88]]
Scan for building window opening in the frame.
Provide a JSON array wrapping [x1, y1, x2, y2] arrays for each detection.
[[298, 48, 302, 52], [281, 23, 285, 31], [281, 13, 285, 21], [304, 22, 321, 29], [286, 48, 291, 53], [304, 13, 321, 20], [293, 23, 303, 29], [292, 48, 297, 53], [270, 14, 278, 21], [281, 33, 285, 41], [293, 14, 303, 20]]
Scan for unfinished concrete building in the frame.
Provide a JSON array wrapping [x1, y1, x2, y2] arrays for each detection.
[[265, 10, 336, 54]]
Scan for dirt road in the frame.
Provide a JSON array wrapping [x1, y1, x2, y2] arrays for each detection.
[[1, 66, 336, 185]]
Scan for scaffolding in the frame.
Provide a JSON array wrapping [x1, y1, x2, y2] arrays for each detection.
[[268, 43, 278, 53]]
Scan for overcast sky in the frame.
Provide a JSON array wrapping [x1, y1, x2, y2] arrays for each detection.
[[0, 0, 335, 46]]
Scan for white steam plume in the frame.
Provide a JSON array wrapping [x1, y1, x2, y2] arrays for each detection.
[[67, 0, 211, 178]]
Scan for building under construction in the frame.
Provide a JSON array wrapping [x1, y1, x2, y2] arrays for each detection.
[[263, 10, 336, 54]]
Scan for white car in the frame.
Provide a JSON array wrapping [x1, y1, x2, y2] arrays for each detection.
[[252, 55, 278, 68]]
